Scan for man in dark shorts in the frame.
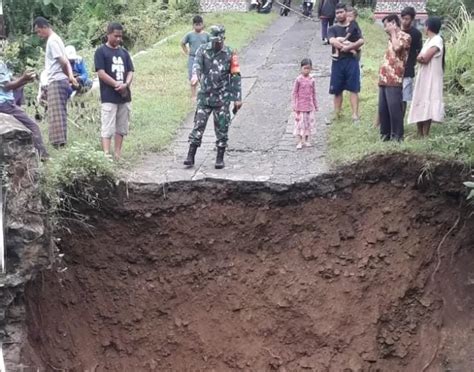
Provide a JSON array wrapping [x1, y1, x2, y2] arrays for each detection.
[[400, 6, 423, 120], [327, 3, 364, 124]]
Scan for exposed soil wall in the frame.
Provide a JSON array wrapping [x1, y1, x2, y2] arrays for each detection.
[[19, 155, 474, 371], [0, 115, 53, 370]]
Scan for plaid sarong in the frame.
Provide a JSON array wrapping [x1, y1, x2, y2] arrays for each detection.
[[47, 79, 69, 146]]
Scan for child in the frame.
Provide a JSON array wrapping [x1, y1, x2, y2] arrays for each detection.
[[332, 6, 362, 60], [292, 58, 318, 149], [181, 16, 210, 100]]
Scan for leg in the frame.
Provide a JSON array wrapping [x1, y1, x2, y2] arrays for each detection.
[[114, 134, 124, 159], [213, 104, 231, 169], [189, 104, 213, 147], [379, 87, 391, 141], [296, 135, 303, 149], [321, 18, 329, 41], [402, 101, 407, 121], [114, 103, 131, 160], [423, 120, 432, 137], [328, 17, 335, 27], [329, 60, 344, 119], [188, 56, 197, 101], [212, 104, 231, 148], [0, 103, 48, 157], [101, 102, 118, 155], [346, 58, 361, 120], [401, 78, 413, 122], [47, 80, 69, 146], [416, 122, 424, 138], [334, 94, 343, 117], [385, 86, 404, 141], [349, 92, 359, 120]]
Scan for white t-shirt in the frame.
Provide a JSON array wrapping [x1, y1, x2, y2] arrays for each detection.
[[45, 32, 68, 83]]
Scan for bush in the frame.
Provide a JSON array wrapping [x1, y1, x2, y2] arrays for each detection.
[[445, 5, 474, 94], [427, 0, 465, 18], [41, 143, 116, 212]]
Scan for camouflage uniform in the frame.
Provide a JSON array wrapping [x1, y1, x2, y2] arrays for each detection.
[[188, 26, 242, 149]]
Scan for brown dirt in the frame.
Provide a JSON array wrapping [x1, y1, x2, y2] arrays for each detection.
[[20, 157, 474, 372]]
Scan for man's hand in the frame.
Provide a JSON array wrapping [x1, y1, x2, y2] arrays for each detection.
[[115, 82, 128, 94], [191, 75, 199, 86], [70, 76, 79, 88], [22, 70, 36, 83]]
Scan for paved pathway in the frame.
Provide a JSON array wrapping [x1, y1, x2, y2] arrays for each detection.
[[126, 13, 333, 185]]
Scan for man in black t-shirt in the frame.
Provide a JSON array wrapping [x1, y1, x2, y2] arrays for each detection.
[[327, 3, 364, 124], [94, 22, 134, 160], [400, 6, 423, 120]]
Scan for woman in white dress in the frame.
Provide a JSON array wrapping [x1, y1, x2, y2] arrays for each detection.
[[408, 17, 445, 137]]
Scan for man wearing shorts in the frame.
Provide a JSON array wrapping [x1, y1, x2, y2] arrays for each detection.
[[95, 22, 134, 160], [327, 3, 364, 124], [400, 6, 422, 120]]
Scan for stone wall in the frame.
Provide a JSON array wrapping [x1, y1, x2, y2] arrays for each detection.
[[200, 0, 249, 12], [0, 114, 53, 370], [374, 0, 428, 21]]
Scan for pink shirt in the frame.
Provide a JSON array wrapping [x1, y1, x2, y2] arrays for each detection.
[[292, 75, 318, 112]]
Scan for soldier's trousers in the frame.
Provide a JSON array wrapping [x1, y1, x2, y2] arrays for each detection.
[[188, 103, 231, 148]]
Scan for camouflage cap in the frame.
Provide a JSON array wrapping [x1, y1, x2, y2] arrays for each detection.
[[209, 25, 226, 40]]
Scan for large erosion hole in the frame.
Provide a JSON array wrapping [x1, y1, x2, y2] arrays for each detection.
[[21, 158, 474, 371]]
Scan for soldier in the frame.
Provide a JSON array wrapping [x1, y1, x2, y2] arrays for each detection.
[[183, 25, 242, 169]]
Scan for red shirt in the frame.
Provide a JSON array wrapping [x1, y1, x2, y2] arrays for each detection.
[[379, 31, 411, 87], [292, 75, 318, 112]]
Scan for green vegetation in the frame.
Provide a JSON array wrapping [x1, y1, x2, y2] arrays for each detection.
[[328, 6, 474, 166]]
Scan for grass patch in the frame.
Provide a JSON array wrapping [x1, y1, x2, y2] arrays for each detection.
[[327, 17, 474, 166]]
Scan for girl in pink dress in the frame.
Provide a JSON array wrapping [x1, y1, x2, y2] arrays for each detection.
[[292, 58, 318, 149]]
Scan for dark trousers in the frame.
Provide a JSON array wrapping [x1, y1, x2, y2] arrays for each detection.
[[379, 86, 404, 141], [321, 17, 334, 40], [303, 2, 313, 16], [0, 102, 48, 156]]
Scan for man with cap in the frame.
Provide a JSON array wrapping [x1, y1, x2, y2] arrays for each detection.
[[66, 45, 92, 92], [184, 25, 242, 169]]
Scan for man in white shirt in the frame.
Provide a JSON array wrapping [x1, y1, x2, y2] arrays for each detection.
[[34, 17, 78, 148]]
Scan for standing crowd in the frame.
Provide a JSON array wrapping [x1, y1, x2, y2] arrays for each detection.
[[0, 1, 445, 167], [292, 1, 445, 150]]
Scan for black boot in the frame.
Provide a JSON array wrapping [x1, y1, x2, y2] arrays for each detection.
[[215, 147, 225, 169], [183, 144, 198, 166]]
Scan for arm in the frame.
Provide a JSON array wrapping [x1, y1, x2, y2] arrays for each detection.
[[291, 79, 299, 111], [181, 34, 190, 56], [341, 38, 364, 53], [312, 79, 318, 111], [116, 52, 134, 94], [191, 47, 204, 86], [181, 43, 189, 56], [329, 29, 345, 50], [390, 33, 403, 52], [230, 51, 242, 107], [97, 69, 119, 88], [4, 71, 35, 91], [417, 46, 439, 64], [58, 56, 78, 86], [416, 33, 423, 56]]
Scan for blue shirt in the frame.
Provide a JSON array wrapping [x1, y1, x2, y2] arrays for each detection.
[[71, 58, 89, 83], [0, 62, 14, 104]]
